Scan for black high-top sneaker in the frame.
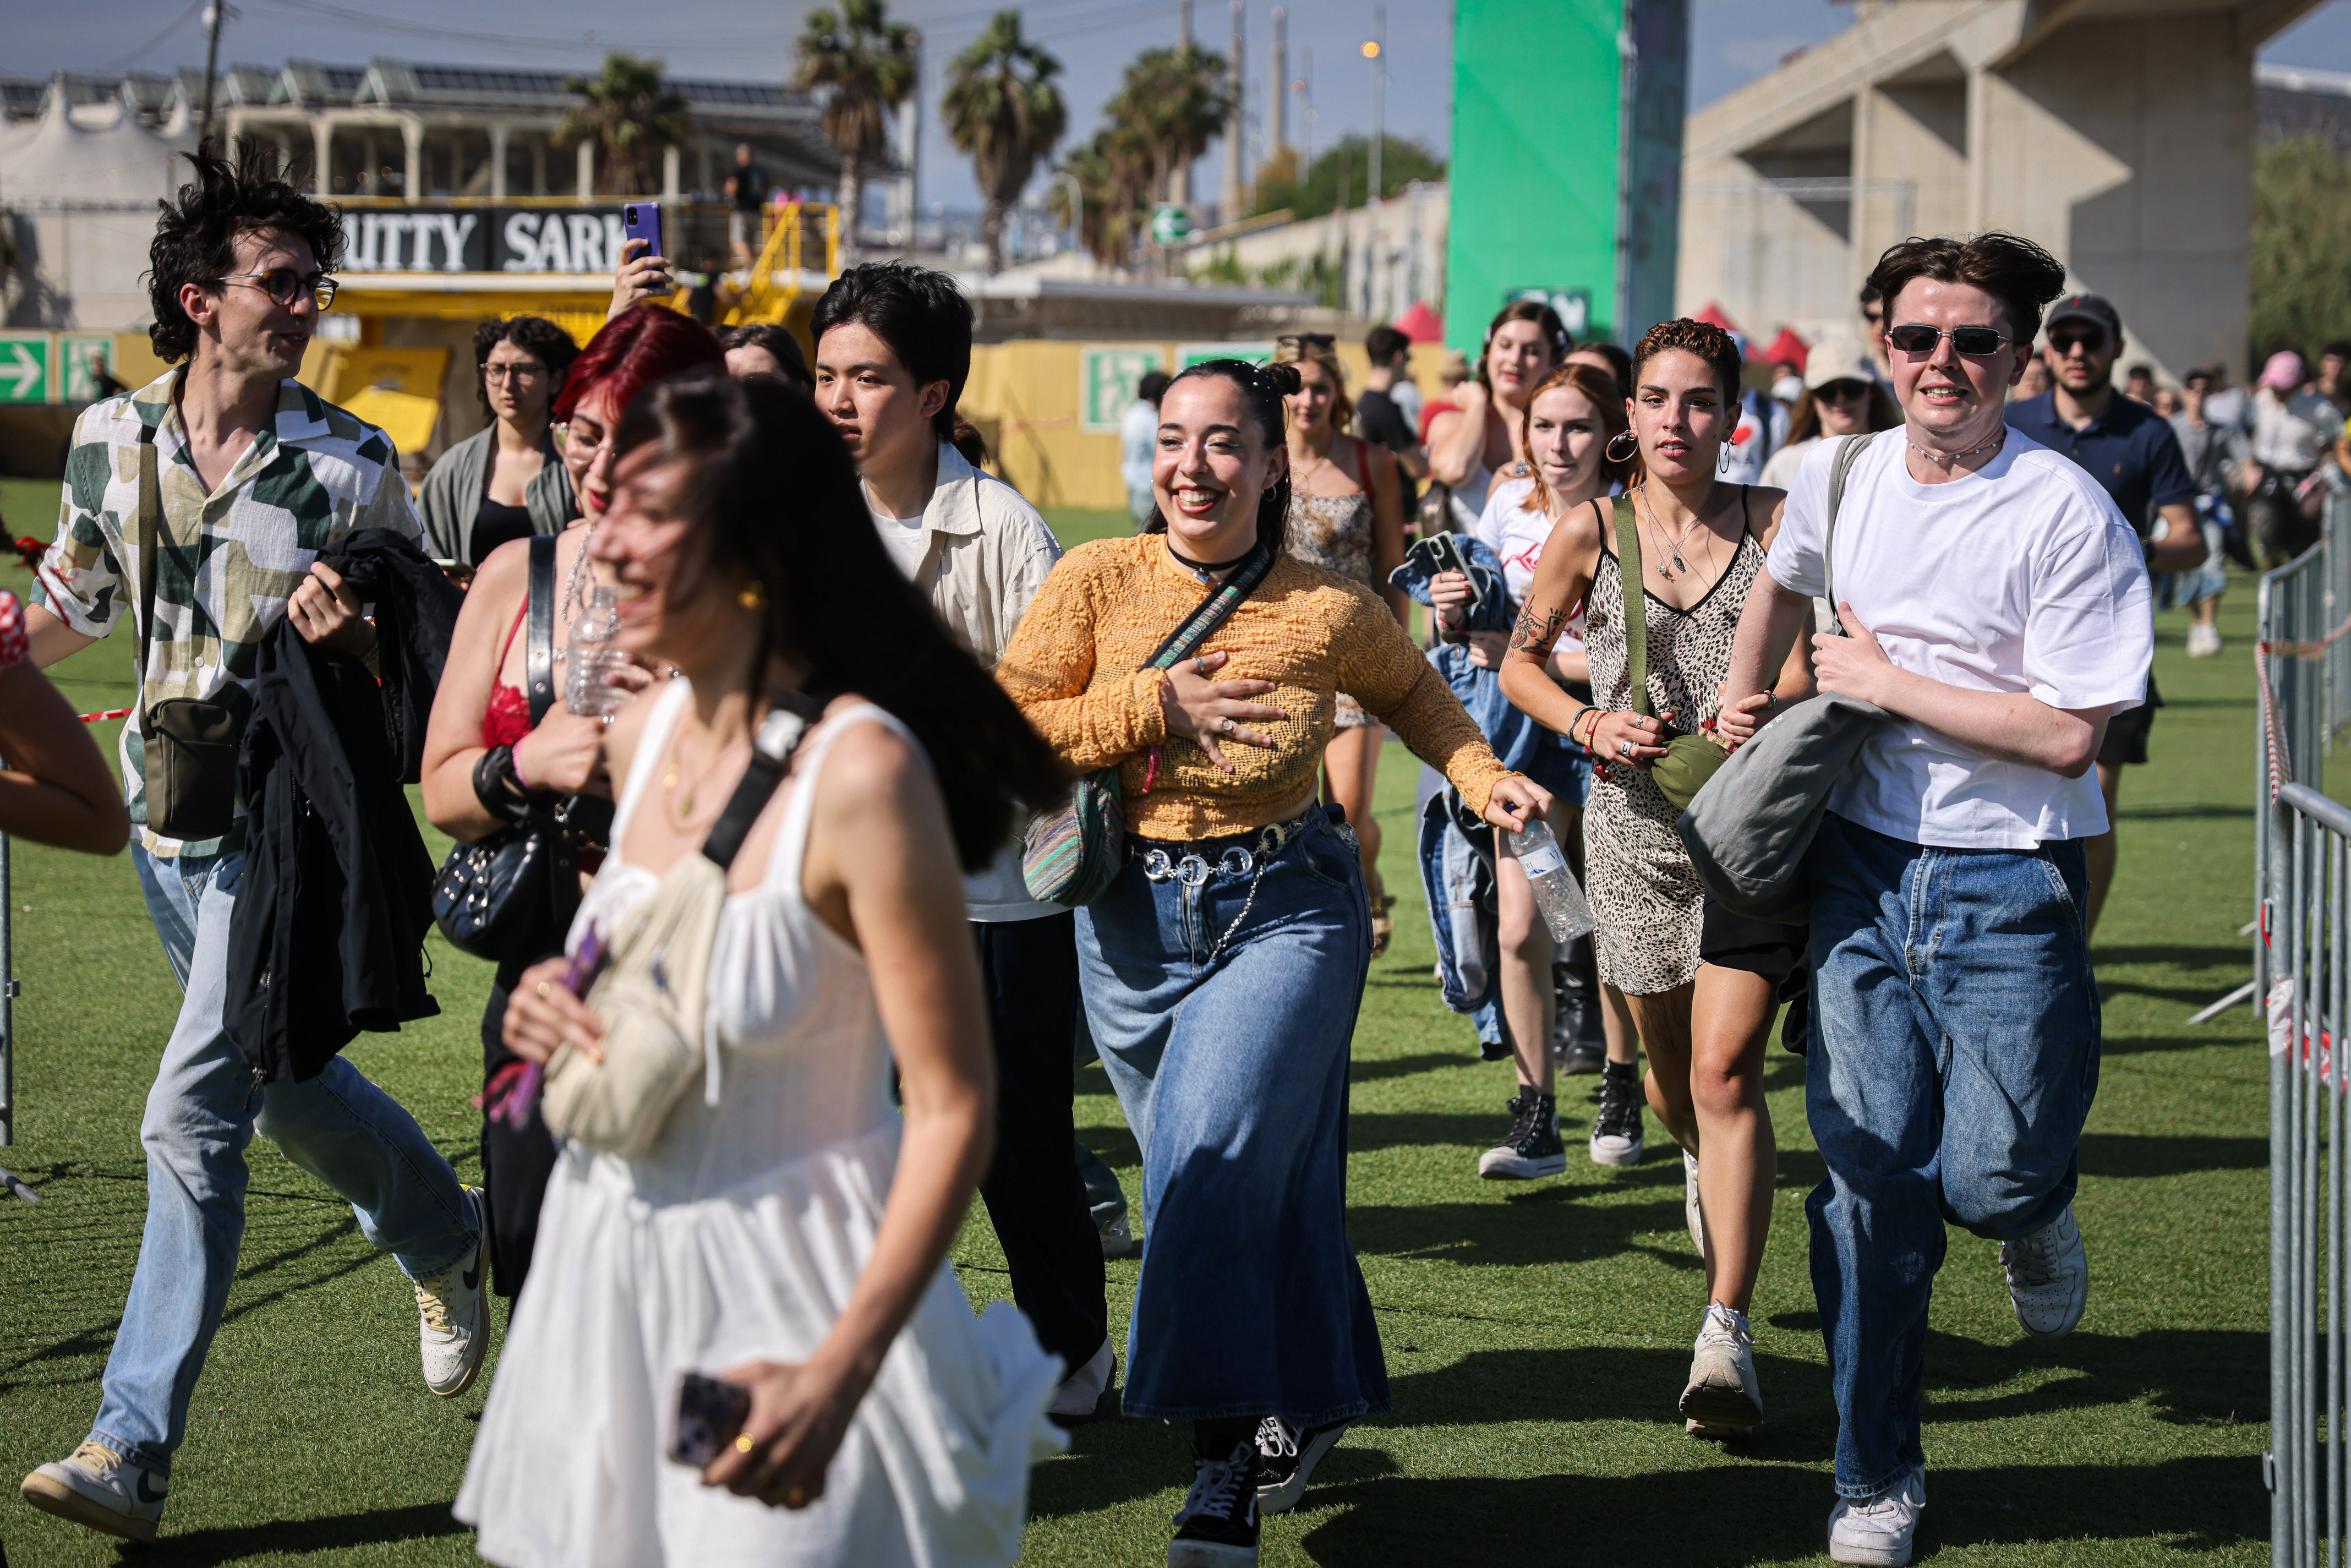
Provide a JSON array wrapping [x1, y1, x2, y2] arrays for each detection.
[[1477, 1091, 1567, 1179], [1590, 1058, 1646, 1167], [1254, 1414, 1350, 1514], [1170, 1437, 1260, 1566]]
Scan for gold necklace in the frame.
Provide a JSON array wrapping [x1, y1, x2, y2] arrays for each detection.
[[661, 723, 737, 832]]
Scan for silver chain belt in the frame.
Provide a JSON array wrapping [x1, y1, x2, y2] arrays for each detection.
[[1137, 815, 1313, 961]]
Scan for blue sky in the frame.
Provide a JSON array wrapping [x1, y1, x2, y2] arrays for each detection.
[[13, 0, 2351, 214]]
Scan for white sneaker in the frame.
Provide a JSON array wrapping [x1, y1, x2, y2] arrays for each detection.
[[2000, 1204, 2088, 1338], [1100, 1212, 1137, 1259], [1683, 1150, 1707, 1259], [1680, 1302, 1764, 1433], [1049, 1338, 1116, 1424], [1828, 1468, 1925, 1565], [1589, 1061, 1645, 1167], [416, 1187, 489, 1397], [21, 1439, 167, 1542], [2186, 621, 2223, 657]]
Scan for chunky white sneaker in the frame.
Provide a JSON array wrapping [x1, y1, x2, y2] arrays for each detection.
[[1100, 1212, 1137, 1259], [416, 1187, 489, 1397], [1683, 1150, 1707, 1259], [2001, 1204, 2088, 1338], [21, 1439, 167, 1543], [1828, 1468, 1925, 1565], [1680, 1302, 1764, 1434], [2186, 621, 2223, 657], [1049, 1338, 1116, 1425]]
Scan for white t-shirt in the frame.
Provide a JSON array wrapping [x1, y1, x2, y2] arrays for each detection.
[[1472, 475, 1585, 653], [1765, 429, 2152, 849], [866, 497, 931, 579]]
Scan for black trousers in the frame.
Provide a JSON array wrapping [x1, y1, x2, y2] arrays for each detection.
[[480, 959, 561, 1300], [974, 913, 1107, 1373]]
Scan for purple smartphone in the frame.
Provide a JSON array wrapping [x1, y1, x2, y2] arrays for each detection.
[[623, 201, 664, 263], [666, 1372, 753, 1467]]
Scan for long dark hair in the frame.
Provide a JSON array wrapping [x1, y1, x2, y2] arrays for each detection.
[[1145, 358, 1303, 555], [1475, 298, 1572, 394], [810, 260, 989, 466], [614, 375, 1067, 869]]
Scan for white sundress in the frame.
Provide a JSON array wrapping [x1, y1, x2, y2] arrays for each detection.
[[456, 681, 1064, 1568]]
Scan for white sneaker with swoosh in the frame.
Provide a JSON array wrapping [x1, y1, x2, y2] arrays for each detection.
[[21, 1439, 168, 1542], [417, 1185, 489, 1397]]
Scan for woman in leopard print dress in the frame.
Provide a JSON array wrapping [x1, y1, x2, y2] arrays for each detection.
[[1499, 319, 1813, 1445]]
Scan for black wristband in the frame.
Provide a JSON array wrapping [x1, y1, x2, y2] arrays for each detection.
[[473, 745, 535, 828]]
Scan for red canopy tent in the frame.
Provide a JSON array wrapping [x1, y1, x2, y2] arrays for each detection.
[[1392, 301, 1445, 343], [1692, 301, 1742, 334], [1756, 325, 1810, 372]]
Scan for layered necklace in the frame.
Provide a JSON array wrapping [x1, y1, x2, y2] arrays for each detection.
[[1635, 486, 1716, 583], [1905, 427, 2006, 467]]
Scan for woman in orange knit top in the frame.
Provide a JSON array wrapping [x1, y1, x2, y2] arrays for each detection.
[[999, 359, 1548, 1565]]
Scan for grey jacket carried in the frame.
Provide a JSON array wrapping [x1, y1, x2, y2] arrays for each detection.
[[1676, 692, 1889, 922], [416, 424, 576, 565]]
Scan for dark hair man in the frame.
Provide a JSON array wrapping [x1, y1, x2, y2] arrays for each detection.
[[17, 142, 484, 1544], [1719, 233, 2151, 1567], [1358, 324, 1429, 508], [810, 261, 1115, 1424], [2003, 292, 2203, 935], [1858, 283, 1893, 382], [723, 140, 766, 268]]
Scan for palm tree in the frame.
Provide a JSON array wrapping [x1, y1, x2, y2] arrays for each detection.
[[942, 12, 1068, 274], [556, 52, 690, 196], [1106, 45, 1234, 207], [1052, 125, 1153, 269], [796, 0, 917, 253]]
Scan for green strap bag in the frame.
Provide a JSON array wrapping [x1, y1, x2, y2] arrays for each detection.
[[1612, 494, 1734, 813]]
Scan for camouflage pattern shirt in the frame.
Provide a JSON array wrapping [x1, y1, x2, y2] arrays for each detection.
[[32, 368, 421, 857]]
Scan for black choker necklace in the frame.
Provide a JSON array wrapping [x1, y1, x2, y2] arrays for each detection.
[[1166, 541, 1257, 577]]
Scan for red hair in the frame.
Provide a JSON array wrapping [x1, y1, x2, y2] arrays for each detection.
[[553, 304, 725, 423]]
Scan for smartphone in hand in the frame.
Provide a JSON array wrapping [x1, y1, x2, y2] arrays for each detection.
[[666, 1371, 753, 1468], [623, 202, 664, 264]]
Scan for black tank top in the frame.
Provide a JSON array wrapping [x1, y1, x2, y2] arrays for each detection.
[[471, 495, 535, 564]]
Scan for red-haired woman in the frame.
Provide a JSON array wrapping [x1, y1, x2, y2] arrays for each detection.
[[420, 303, 726, 1301], [1499, 319, 1814, 1444]]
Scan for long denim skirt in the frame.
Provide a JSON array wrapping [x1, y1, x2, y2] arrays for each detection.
[[1074, 804, 1391, 1428]]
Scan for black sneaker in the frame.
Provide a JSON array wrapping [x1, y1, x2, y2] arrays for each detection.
[[1254, 1415, 1349, 1514], [1590, 1058, 1645, 1167], [1170, 1438, 1260, 1566], [1478, 1091, 1567, 1179]]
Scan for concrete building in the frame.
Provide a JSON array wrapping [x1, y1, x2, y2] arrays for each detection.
[[1677, 0, 2328, 383]]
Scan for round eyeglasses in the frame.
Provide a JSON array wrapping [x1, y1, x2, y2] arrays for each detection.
[[212, 268, 338, 311]]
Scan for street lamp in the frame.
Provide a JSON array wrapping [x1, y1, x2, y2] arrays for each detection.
[[1362, 7, 1386, 206]]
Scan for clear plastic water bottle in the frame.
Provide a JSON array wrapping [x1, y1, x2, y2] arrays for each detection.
[[1511, 818, 1596, 944], [564, 586, 627, 718]]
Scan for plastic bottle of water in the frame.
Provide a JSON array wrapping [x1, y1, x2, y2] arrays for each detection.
[[1511, 818, 1596, 944], [565, 587, 627, 718]]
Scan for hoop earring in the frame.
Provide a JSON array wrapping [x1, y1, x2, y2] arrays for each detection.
[[1604, 429, 1640, 463]]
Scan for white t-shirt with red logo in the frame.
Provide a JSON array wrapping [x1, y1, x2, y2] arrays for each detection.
[[1471, 475, 1586, 654]]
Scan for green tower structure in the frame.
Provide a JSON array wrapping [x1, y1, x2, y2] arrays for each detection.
[[1447, 0, 1688, 352]]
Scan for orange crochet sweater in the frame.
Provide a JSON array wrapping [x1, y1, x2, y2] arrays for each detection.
[[999, 534, 1512, 840]]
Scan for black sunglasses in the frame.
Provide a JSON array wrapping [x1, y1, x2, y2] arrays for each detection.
[[1815, 380, 1871, 402], [2047, 329, 2108, 355], [1277, 333, 1336, 349], [1885, 324, 2011, 358], [214, 267, 338, 310]]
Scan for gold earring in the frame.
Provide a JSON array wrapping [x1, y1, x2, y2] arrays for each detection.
[[737, 581, 768, 611]]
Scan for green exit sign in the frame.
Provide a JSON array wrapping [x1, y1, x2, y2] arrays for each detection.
[[0, 334, 51, 404]]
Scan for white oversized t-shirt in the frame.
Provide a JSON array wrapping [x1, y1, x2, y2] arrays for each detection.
[[1473, 475, 1586, 654], [865, 494, 931, 578], [1765, 429, 2151, 848]]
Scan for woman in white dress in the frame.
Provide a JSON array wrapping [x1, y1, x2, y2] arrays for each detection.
[[457, 374, 1073, 1567]]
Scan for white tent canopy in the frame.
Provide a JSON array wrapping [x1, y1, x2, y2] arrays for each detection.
[[2, 84, 193, 330]]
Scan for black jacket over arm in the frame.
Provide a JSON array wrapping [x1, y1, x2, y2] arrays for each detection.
[[225, 529, 464, 1083]]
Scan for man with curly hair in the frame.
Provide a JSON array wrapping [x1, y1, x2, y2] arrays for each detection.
[[1719, 232, 2151, 1565], [17, 141, 485, 1545]]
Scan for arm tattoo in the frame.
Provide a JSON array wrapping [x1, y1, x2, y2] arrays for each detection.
[[1508, 599, 1570, 657]]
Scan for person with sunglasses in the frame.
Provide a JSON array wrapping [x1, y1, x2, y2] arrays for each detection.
[[417, 316, 582, 574], [1759, 336, 1902, 493], [17, 141, 488, 1545], [2003, 292, 2203, 936], [1718, 233, 2151, 1567]]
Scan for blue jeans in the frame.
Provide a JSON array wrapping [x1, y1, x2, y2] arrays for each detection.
[[1074, 805, 1389, 1428], [91, 848, 477, 1477], [1803, 814, 2100, 1498]]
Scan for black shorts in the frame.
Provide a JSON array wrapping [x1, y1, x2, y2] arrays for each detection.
[[2098, 686, 2159, 768], [1698, 898, 1808, 984]]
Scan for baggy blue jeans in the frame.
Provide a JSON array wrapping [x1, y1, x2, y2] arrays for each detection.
[[1074, 805, 1390, 1428], [1804, 813, 2101, 1498], [90, 848, 477, 1477]]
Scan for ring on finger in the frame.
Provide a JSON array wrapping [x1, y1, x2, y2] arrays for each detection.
[[1618, 739, 1634, 758], [1220, 717, 1236, 734]]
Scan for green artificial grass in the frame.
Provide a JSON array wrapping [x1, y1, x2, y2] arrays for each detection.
[[0, 478, 2273, 1564]]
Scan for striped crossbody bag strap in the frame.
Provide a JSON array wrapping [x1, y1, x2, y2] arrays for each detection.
[[1141, 537, 1278, 674]]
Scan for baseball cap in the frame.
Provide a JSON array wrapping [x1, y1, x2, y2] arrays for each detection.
[[2046, 293, 2123, 340]]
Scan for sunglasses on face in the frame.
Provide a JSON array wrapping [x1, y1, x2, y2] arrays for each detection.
[[1816, 380, 1870, 403], [213, 268, 338, 310], [1277, 333, 1335, 349], [1885, 324, 2012, 358], [2048, 330, 2108, 356]]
